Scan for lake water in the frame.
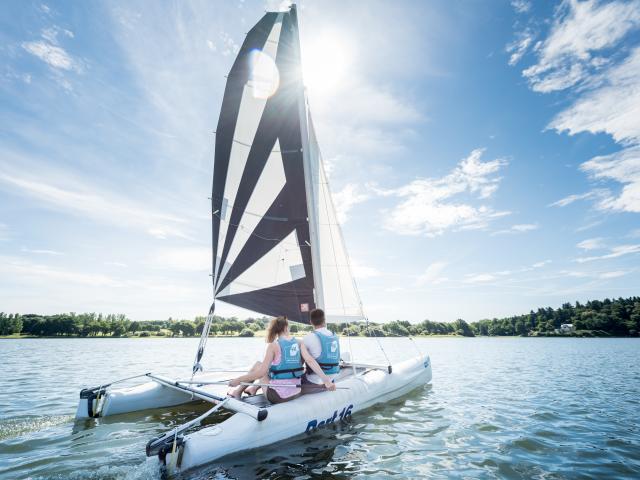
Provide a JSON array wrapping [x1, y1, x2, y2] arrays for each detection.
[[0, 337, 639, 479]]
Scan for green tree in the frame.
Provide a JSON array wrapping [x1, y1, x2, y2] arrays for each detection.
[[453, 319, 474, 337], [239, 328, 254, 337]]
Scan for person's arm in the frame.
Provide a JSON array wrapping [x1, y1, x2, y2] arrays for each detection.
[[300, 341, 336, 391], [228, 344, 274, 386]]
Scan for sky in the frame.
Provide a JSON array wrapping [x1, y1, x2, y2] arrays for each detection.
[[0, 0, 639, 322]]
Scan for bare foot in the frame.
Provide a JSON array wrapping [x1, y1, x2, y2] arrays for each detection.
[[227, 388, 242, 399], [245, 386, 260, 396]]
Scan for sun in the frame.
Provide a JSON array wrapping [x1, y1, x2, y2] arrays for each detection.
[[301, 29, 352, 100]]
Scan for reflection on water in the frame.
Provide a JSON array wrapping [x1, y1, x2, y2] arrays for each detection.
[[0, 337, 639, 479]]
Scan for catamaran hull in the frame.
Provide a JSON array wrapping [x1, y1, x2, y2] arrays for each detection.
[[164, 354, 432, 474], [76, 380, 196, 419]]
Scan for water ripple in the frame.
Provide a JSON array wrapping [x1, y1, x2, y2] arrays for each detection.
[[0, 338, 639, 479]]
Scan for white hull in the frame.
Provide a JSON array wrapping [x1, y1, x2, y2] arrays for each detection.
[[76, 355, 431, 475], [166, 354, 431, 474], [76, 380, 196, 419]]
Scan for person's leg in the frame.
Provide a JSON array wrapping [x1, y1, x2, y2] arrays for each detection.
[[229, 362, 261, 398], [245, 373, 270, 396]]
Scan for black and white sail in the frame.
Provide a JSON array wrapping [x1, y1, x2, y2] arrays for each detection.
[[210, 5, 364, 325]]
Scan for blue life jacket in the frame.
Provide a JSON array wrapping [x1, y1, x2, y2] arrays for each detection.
[[269, 337, 304, 380], [313, 331, 341, 374]]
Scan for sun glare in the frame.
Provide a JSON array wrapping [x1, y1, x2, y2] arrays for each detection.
[[301, 30, 351, 100], [249, 49, 280, 99]]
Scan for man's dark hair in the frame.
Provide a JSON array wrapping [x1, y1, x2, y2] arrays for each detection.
[[309, 308, 325, 327]]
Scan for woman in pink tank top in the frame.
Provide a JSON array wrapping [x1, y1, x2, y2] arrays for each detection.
[[268, 342, 301, 400], [228, 316, 336, 403]]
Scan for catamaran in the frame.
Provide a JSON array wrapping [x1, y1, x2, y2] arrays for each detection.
[[75, 4, 432, 474]]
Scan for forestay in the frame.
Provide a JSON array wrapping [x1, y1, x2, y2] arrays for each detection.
[[209, 6, 363, 325]]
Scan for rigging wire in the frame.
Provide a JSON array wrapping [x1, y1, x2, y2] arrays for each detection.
[[364, 317, 392, 367], [408, 336, 423, 356]]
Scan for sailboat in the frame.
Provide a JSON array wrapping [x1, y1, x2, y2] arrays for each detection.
[[75, 4, 431, 474]]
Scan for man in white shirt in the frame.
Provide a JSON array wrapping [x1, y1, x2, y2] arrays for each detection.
[[302, 308, 341, 394]]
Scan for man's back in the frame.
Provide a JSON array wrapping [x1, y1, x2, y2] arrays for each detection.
[[303, 327, 339, 384]]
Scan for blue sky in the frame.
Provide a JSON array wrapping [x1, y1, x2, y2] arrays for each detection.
[[1, 0, 639, 322]]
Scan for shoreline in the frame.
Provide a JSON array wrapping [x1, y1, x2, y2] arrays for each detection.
[[2, 333, 636, 340]]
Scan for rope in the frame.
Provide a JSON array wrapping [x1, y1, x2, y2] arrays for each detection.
[[364, 318, 392, 367]]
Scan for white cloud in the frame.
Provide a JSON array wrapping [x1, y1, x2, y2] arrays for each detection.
[[575, 221, 603, 232], [511, 0, 532, 14], [219, 31, 240, 57], [105, 261, 128, 268], [22, 41, 79, 72], [599, 270, 627, 279], [0, 255, 123, 288], [0, 170, 189, 239], [492, 223, 538, 235], [332, 183, 370, 224], [20, 247, 64, 256], [416, 261, 448, 285], [576, 244, 640, 263], [550, 47, 640, 145], [464, 273, 496, 283], [507, 30, 534, 66], [381, 149, 510, 236], [522, 0, 640, 93], [151, 247, 210, 271], [560, 268, 629, 279], [0, 254, 210, 320], [313, 80, 423, 127], [548, 190, 604, 207], [349, 259, 381, 279], [531, 260, 551, 268], [580, 146, 640, 213], [577, 237, 605, 250], [463, 260, 551, 285], [514, 2, 640, 218], [266, 0, 292, 13]]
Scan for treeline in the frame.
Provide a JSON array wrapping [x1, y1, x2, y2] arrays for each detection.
[[327, 319, 474, 337], [0, 312, 312, 338], [2, 297, 637, 338], [0, 312, 475, 338], [470, 297, 640, 337]]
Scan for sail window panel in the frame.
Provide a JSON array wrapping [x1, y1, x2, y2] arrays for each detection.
[[220, 198, 229, 221], [217, 140, 286, 286], [219, 229, 305, 297], [289, 263, 305, 280]]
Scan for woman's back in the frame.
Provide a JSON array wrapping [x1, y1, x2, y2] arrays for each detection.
[[268, 336, 302, 400]]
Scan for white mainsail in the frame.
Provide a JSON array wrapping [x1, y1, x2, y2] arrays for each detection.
[[306, 114, 365, 322]]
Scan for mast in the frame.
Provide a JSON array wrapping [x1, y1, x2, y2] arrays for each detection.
[[291, 4, 324, 311]]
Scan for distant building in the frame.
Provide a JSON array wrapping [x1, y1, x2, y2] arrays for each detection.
[[555, 323, 575, 334]]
